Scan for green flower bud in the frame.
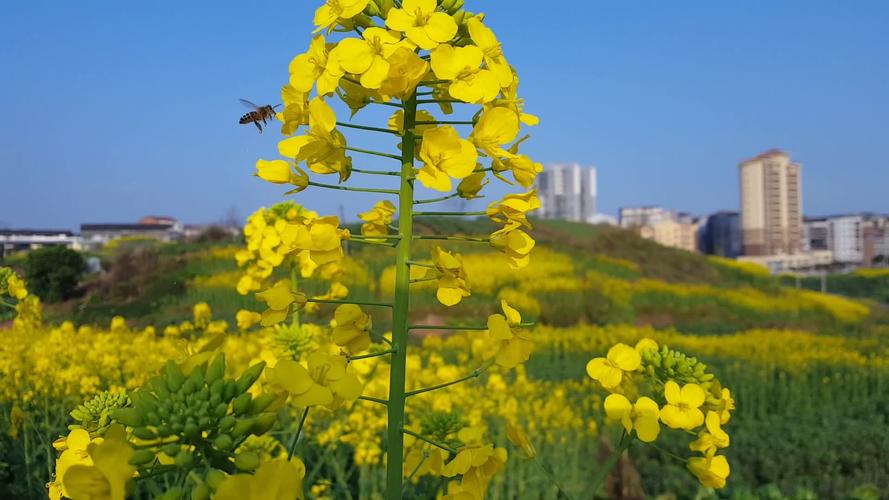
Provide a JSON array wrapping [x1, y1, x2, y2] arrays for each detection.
[[363, 1, 380, 17], [231, 418, 254, 440], [157, 486, 183, 500], [164, 361, 185, 393], [209, 379, 224, 399], [213, 434, 233, 450], [181, 380, 196, 396], [161, 443, 180, 456], [205, 354, 225, 384], [175, 450, 195, 467], [232, 393, 252, 416], [223, 381, 238, 402], [191, 483, 211, 500], [206, 469, 226, 490], [235, 362, 266, 395], [156, 425, 173, 437], [247, 394, 277, 415], [234, 452, 260, 472], [251, 413, 277, 435], [218, 416, 236, 432], [111, 408, 142, 427], [187, 366, 205, 391], [133, 426, 157, 440], [212, 402, 227, 419], [129, 449, 156, 466]]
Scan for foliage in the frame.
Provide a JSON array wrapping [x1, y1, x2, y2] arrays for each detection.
[[23, 247, 85, 303]]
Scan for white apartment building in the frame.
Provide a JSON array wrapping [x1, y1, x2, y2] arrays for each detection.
[[535, 163, 597, 223], [739, 150, 802, 256]]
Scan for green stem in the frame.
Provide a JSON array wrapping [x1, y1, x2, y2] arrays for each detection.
[[416, 99, 463, 104], [350, 234, 402, 240], [414, 120, 475, 126], [306, 298, 394, 308], [534, 459, 575, 500], [308, 181, 398, 195], [407, 450, 430, 481], [405, 260, 434, 269], [371, 331, 393, 345], [358, 395, 389, 406], [349, 348, 396, 361], [0, 300, 15, 309], [401, 428, 457, 454], [414, 192, 461, 205], [337, 121, 401, 136], [419, 80, 449, 86], [405, 366, 487, 397], [414, 235, 490, 242], [589, 435, 631, 494], [346, 146, 403, 161], [352, 168, 402, 176], [413, 211, 486, 216], [409, 277, 437, 284], [290, 258, 301, 328], [371, 101, 404, 108], [287, 407, 310, 460], [385, 89, 418, 500]]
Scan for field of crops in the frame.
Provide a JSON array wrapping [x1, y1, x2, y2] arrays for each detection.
[[3, 1, 888, 498]]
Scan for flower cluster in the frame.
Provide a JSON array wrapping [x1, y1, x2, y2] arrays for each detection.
[[587, 339, 736, 489], [0, 266, 43, 329]]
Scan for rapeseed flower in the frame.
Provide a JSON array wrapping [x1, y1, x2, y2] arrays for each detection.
[[486, 190, 540, 230], [266, 352, 362, 408], [236, 310, 263, 331], [603, 394, 660, 443], [314, 0, 370, 34], [331, 304, 373, 354], [456, 171, 488, 199], [335, 27, 403, 89], [586, 343, 641, 389], [254, 159, 309, 193], [60, 426, 134, 500], [255, 280, 308, 326], [278, 97, 352, 183], [379, 47, 429, 99], [687, 454, 730, 489], [487, 300, 532, 369], [689, 411, 730, 455], [489, 224, 535, 269], [430, 44, 500, 104], [214, 458, 306, 500], [431, 246, 470, 306], [466, 17, 513, 88], [660, 381, 706, 430], [417, 126, 478, 192], [385, 0, 457, 50], [359, 200, 396, 239], [289, 35, 342, 95]]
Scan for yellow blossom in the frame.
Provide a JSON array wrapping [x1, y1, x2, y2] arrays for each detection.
[[385, 0, 457, 50], [254, 159, 309, 193], [635, 337, 658, 354], [715, 387, 735, 424], [278, 84, 309, 135], [660, 381, 706, 430], [266, 352, 363, 408], [489, 224, 535, 269], [486, 190, 541, 230], [334, 27, 403, 89], [278, 97, 352, 182], [417, 126, 478, 192], [487, 300, 532, 369], [255, 280, 308, 326], [289, 35, 342, 95], [456, 171, 488, 199], [379, 47, 429, 99], [236, 310, 263, 331], [314, 0, 370, 34], [430, 44, 500, 104], [214, 458, 306, 500], [687, 454, 730, 489], [431, 246, 470, 306], [61, 427, 134, 500], [466, 17, 513, 88], [585, 343, 641, 389], [604, 394, 660, 442], [689, 411, 730, 455], [359, 200, 396, 239], [506, 421, 536, 458], [471, 106, 520, 170], [331, 304, 373, 354]]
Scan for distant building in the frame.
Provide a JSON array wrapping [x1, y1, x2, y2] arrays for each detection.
[[739, 250, 833, 275], [535, 163, 597, 223], [699, 211, 742, 258], [804, 213, 889, 268], [0, 229, 80, 258], [739, 150, 802, 256], [620, 206, 700, 252], [79, 217, 183, 250]]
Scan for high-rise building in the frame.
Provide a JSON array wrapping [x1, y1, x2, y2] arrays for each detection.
[[535, 163, 597, 223], [739, 150, 802, 256], [699, 211, 742, 258]]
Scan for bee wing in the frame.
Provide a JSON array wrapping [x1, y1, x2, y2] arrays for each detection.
[[239, 98, 261, 110], [273, 104, 283, 109]]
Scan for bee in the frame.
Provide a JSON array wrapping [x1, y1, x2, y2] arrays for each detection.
[[238, 99, 281, 133]]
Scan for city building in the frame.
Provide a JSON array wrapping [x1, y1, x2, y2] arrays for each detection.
[[739, 250, 833, 275], [0, 229, 80, 258], [535, 163, 597, 223], [739, 150, 802, 256], [804, 213, 889, 268], [79, 217, 184, 250], [619, 206, 700, 252], [699, 211, 742, 258]]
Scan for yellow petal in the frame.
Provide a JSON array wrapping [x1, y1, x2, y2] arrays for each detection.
[[607, 343, 641, 371], [603, 394, 631, 421]]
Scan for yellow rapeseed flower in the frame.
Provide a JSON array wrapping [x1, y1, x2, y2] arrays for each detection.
[[236, 310, 263, 331], [604, 394, 660, 443], [61, 426, 134, 500], [430, 44, 500, 104], [255, 280, 308, 326], [431, 246, 471, 306], [214, 458, 306, 500], [689, 411, 730, 455], [687, 454, 730, 489], [385, 0, 457, 50], [466, 17, 513, 88], [335, 27, 404, 89], [331, 304, 373, 354], [489, 224, 535, 269], [417, 126, 478, 192], [486, 190, 541, 230], [289, 35, 342, 95], [585, 343, 641, 389], [254, 159, 309, 193], [314, 0, 370, 34], [379, 47, 429, 99], [487, 300, 532, 369], [660, 381, 706, 430], [278, 97, 352, 182], [266, 352, 363, 408]]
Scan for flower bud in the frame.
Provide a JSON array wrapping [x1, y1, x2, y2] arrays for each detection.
[[251, 413, 277, 435], [232, 393, 252, 416], [191, 483, 211, 500], [213, 434, 233, 450], [133, 426, 157, 440], [206, 469, 226, 490], [247, 394, 277, 415], [164, 361, 185, 393], [235, 362, 266, 395], [111, 408, 143, 427], [129, 449, 156, 466], [234, 452, 260, 472]]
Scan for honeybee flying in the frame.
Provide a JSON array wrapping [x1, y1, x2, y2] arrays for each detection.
[[238, 99, 281, 133]]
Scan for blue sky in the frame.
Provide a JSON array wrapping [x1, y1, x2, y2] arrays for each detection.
[[1, 0, 887, 230]]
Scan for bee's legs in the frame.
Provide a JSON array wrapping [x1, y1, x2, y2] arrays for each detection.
[[254, 121, 262, 133]]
